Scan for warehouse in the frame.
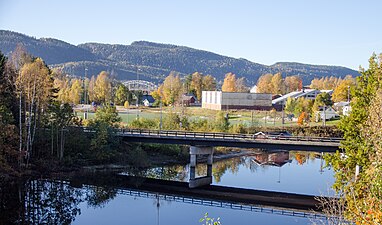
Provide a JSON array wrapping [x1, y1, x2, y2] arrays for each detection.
[[202, 91, 272, 110]]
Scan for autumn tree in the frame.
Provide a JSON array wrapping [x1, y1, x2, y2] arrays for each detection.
[[160, 72, 183, 105], [94, 71, 112, 104], [256, 73, 273, 93], [332, 76, 356, 102], [69, 79, 83, 104], [88, 75, 96, 103], [310, 76, 344, 90], [284, 76, 301, 92], [222, 73, 236, 92], [294, 97, 313, 116], [114, 84, 129, 106], [53, 70, 70, 103], [202, 74, 216, 91], [17, 58, 54, 162], [235, 77, 248, 92], [190, 72, 203, 101], [284, 97, 297, 114], [271, 73, 284, 94]]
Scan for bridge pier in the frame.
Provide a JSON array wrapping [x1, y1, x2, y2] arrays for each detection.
[[189, 146, 214, 188]]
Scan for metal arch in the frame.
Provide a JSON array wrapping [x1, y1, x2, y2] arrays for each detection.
[[122, 80, 158, 92]]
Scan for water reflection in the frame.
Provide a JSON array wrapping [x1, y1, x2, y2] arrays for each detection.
[[0, 179, 82, 224], [0, 151, 333, 225], [132, 150, 332, 196]]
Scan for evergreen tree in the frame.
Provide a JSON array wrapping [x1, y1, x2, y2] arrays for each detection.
[[326, 53, 382, 223]]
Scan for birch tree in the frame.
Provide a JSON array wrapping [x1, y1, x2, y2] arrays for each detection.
[[16, 58, 53, 163]]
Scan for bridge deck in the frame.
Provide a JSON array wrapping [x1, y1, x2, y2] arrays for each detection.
[[114, 129, 342, 152]]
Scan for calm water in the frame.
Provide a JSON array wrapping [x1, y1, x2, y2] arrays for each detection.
[[0, 151, 334, 225]]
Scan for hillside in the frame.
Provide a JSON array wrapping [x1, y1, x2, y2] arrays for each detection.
[[0, 30, 359, 84]]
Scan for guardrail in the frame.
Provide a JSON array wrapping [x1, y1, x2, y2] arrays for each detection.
[[115, 128, 343, 143]]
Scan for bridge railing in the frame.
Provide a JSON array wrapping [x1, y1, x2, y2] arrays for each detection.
[[116, 128, 343, 143]]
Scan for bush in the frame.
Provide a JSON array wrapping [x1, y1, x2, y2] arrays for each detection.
[[129, 118, 158, 129]]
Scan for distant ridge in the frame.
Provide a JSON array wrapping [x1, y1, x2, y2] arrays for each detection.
[[0, 30, 359, 84]]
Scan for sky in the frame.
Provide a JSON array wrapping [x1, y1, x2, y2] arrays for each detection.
[[1, 0, 382, 70]]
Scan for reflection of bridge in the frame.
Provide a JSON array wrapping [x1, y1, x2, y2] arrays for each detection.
[[122, 80, 158, 92], [70, 174, 330, 219]]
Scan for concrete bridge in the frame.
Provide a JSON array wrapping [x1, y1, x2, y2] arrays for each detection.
[[84, 128, 342, 187], [115, 129, 342, 152]]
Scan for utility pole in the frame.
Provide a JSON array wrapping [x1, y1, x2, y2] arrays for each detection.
[[160, 98, 163, 131], [251, 111, 254, 127], [281, 101, 285, 127], [136, 66, 140, 120], [84, 67, 88, 119]]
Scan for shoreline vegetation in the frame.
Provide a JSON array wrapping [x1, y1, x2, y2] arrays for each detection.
[[1, 46, 381, 223]]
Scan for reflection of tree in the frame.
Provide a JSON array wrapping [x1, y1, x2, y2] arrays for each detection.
[[21, 180, 83, 224], [85, 186, 117, 208], [144, 165, 188, 182], [294, 153, 307, 165], [0, 179, 23, 224], [213, 157, 244, 183]]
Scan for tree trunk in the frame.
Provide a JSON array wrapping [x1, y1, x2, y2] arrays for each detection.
[[19, 91, 22, 167]]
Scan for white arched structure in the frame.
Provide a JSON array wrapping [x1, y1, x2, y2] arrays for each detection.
[[122, 80, 158, 92]]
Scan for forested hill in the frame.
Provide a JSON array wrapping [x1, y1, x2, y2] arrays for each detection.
[[0, 30, 359, 84]]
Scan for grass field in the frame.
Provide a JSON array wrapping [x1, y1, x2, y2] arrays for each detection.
[[75, 105, 340, 127]]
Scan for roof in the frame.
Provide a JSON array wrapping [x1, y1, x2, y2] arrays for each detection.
[[142, 95, 155, 103], [334, 101, 350, 107], [182, 94, 196, 101], [250, 85, 257, 93], [272, 89, 331, 104]]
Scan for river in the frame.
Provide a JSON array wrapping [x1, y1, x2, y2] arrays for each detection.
[[0, 151, 334, 225]]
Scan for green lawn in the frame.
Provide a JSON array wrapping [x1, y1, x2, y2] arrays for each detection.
[[75, 106, 340, 127]]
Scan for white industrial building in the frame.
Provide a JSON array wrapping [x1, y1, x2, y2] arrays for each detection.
[[272, 89, 333, 111], [202, 91, 272, 110]]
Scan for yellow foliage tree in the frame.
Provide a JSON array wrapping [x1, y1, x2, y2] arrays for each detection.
[[271, 72, 284, 94], [69, 79, 83, 104], [94, 71, 112, 103], [190, 72, 203, 101], [202, 74, 216, 91], [222, 72, 236, 92], [256, 73, 273, 93], [332, 76, 355, 102], [161, 72, 182, 105], [284, 75, 301, 92]]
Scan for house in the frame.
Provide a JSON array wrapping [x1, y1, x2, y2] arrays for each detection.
[[250, 85, 258, 93], [343, 105, 352, 116], [181, 94, 198, 106], [315, 106, 339, 122], [251, 151, 291, 167], [141, 95, 155, 107], [202, 91, 272, 110], [333, 101, 350, 114]]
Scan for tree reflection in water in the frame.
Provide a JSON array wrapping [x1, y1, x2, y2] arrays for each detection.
[[0, 178, 121, 224], [0, 179, 83, 224]]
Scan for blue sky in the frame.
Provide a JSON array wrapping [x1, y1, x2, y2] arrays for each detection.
[[1, 0, 381, 70]]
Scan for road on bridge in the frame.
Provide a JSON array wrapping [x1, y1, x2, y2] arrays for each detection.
[[113, 129, 342, 152]]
